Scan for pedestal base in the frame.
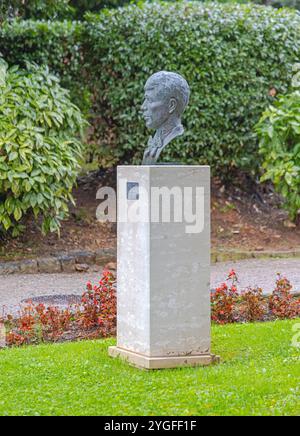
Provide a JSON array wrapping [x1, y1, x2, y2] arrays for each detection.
[[109, 346, 220, 370]]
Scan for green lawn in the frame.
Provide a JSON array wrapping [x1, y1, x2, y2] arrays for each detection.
[[0, 319, 299, 416]]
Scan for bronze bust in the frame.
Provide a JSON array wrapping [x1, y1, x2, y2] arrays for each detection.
[[141, 71, 190, 165]]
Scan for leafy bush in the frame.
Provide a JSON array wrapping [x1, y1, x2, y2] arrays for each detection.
[[3, 0, 298, 23], [0, 0, 133, 21], [2, 269, 300, 348], [6, 302, 72, 345], [0, 20, 88, 112], [0, 60, 86, 236], [78, 270, 117, 336], [239, 287, 266, 322], [211, 269, 239, 324], [254, 0, 300, 10], [0, 0, 73, 21], [4, 270, 116, 347], [269, 274, 299, 319], [69, 0, 132, 19], [84, 2, 300, 173], [256, 64, 300, 223], [211, 270, 300, 324], [1, 3, 300, 176], [205, 0, 300, 11]]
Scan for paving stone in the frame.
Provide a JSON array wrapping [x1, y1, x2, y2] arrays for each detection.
[[58, 255, 76, 273], [74, 251, 96, 265], [75, 263, 90, 272], [104, 261, 117, 271], [95, 248, 116, 265], [38, 257, 62, 274], [0, 262, 20, 275], [18, 259, 38, 274]]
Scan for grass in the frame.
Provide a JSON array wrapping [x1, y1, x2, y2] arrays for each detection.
[[0, 319, 299, 416]]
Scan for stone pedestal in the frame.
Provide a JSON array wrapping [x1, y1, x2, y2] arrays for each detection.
[[109, 165, 219, 369]]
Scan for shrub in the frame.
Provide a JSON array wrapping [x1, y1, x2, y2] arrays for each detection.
[[256, 64, 300, 223], [0, 20, 88, 112], [2, 269, 299, 348], [35, 304, 73, 341], [254, 0, 300, 10], [0, 0, 73, 21], [0, 0, 132, 22], [69, 0, 133, 19], [5, 301, 73, 346], [77, 270, 117, 336], [4, 269, 117, 347], [0, 60, 86, 236], [1, 3, 300, 176], [239, 287, 266, 322], [84, 2, 300, 173], [211, 269, 239, 324]]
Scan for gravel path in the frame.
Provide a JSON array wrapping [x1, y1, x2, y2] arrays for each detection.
[[211, 258, 300, 294], [0, 271, 102, 316], [0, 258, 299, 316]]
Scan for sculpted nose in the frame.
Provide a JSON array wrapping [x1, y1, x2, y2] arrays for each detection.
[[141, 100, 147, 112]]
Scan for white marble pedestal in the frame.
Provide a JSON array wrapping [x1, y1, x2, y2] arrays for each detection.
[[109, 165, 219, 369]]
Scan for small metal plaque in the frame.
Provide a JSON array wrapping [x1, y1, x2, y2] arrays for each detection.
[[127, 182, 139, 200]]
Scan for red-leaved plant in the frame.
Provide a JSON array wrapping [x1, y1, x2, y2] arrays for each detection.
[[239, 287, 266, 322], [5, 302, 72, 346], [77, 270, 117, 337], [269, 274, 299, 319], [35, 304, 73, 341], [211, 269, 239, 324], [2, 269, 300, 347], [5, 270, 116, 347]]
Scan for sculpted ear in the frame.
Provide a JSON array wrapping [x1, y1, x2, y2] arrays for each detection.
[[168, 97, 177, 114]]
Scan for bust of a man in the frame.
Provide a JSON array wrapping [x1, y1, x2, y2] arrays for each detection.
[[141, 71, 190, 165]]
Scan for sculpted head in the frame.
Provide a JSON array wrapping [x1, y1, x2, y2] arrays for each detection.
[[141, 71, 190, 130]]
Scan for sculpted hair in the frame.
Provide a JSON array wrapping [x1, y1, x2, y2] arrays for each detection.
[[145, 71, 190, 116]]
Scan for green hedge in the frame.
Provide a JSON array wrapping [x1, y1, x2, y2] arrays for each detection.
[[84, 2, 300, 173], [1, 2, 300, 175], [0, 0, 73, 21], [250, 0, 300, 11], [69, 0, 132, 19], [0, 61, 86, 236], [0, 20, 89, 112], [2, 1, 299, 22], [0, 0, 132, 21]]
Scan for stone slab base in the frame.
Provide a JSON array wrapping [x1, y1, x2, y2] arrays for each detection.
[[109, 346, 220, 370]]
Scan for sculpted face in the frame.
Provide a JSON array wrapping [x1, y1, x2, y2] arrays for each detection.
[[141, 84, 176, 130], [141, 71, 190, 164]]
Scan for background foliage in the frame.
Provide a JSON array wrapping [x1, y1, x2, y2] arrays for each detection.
[[256, 64, 300, 222], [221, 0, 300, 10], [1, 2, 300, 176], [1, 0, 299, 22], [0, 19, 87, 109], [84, 2, 300, 174], [69, 0, 132, 19], [0, 0, 73, 21], [237, 0, 300, 11], [0, 61, 86, 236], [0, 0, 132, 21]]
